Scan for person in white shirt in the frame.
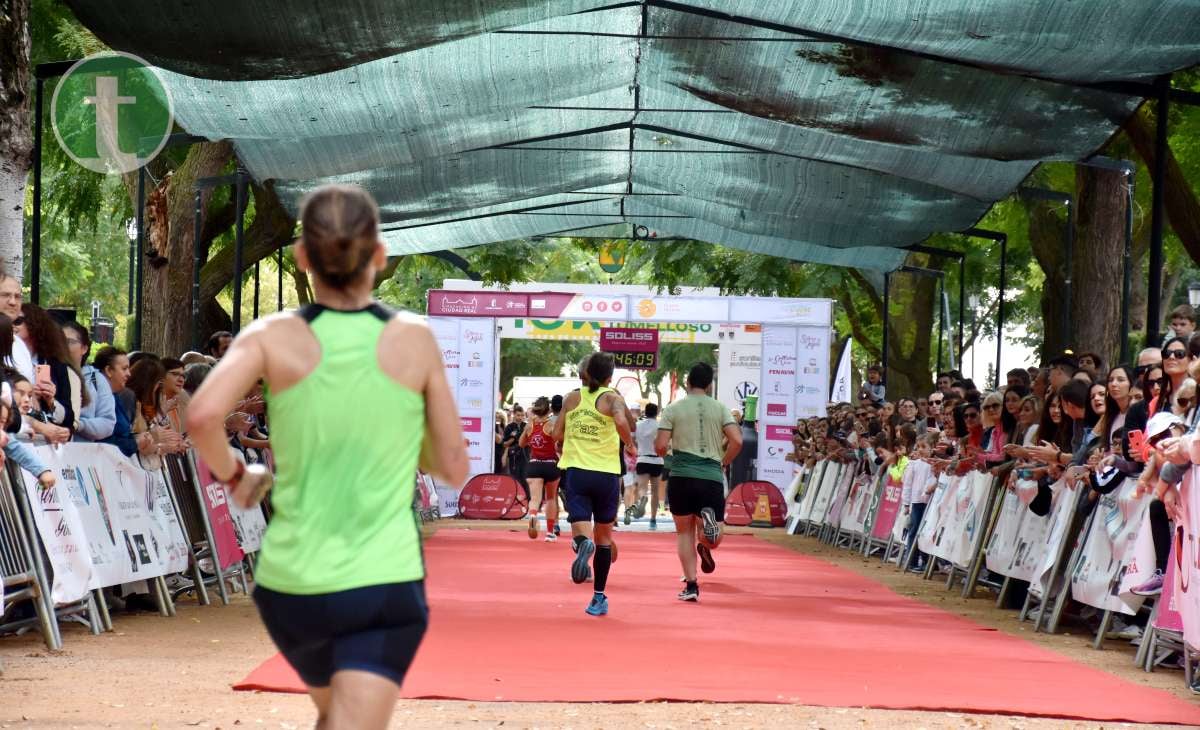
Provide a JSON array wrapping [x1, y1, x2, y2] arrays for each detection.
[[901, 433, 939, 572], [0, 275, 35, 381], [634, 403, 666, 530]]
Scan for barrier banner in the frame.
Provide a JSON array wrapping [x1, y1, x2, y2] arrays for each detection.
[[1070, 477, 1151, 615], [807, 461, 840, 526], [190, 457, 244, 570], [844, 470, 882, 536], [869, 471, 903, 540], [1153, 542, 1185, 633], [985, 485, 1027, 575], [1176, 467, 1200, 649], [825, 467, 854, 528], [947, 472, 995, 568], [796, 461, 832, 523], [20, 442, 190, 603], [1118, 509, 1158, 605], [916, 474, 952, 554]]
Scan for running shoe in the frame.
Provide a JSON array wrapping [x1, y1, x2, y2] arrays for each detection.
[[528, 516, 539, 540], [649, 518, 657, 531], [1130, 570, 1164, 597], [697, 543, 715, 574], [636, 495, 648, 518], [572, 538, 595, 584], [700, 507, 720, 545], [553, 524, 561, 537], [624, 509, 632, 526], [678, 583, 699, 602], [585, 593, 609, 616], [544, 532, 558, 543]]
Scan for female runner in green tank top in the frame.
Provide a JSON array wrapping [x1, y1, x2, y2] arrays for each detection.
[[188, 184, 468, 730]]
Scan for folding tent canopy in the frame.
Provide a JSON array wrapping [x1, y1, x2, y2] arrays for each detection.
[[57, 0, 1200, 273]]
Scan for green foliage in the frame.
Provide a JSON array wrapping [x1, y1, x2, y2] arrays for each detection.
[[498, 339, 593, 399]]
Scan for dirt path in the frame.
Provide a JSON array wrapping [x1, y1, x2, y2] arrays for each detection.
[[1, 524, 1193, 729]]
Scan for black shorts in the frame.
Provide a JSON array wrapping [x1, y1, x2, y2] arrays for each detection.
[[668, 476, 726, 521], [635, 462, 664, 477], [525, 460, 560, 482], [253, 581, 428, 688], [563, 467, 620, 524]]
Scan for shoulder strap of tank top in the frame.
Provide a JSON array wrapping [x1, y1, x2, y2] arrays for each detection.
[[296, 301, 397, 324]]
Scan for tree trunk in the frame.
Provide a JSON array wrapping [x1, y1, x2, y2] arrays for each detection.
[[884, 263, 937, 398], [1123, 104, 1200, 263], [139, 141, 233, 356], [1071, 165, 1127, 364], [1028, 200, 1070, 361], [0, 0, 32, 281]]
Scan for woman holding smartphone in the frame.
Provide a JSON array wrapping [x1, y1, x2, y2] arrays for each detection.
[[188, 184, 468, 730], [15, 302, 86, 433]]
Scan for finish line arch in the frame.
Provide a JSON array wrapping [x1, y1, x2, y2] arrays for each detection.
[[425, 282, 833, 513]]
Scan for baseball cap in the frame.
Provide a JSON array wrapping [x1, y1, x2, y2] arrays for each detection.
[[1146, 411, 1185, 443]]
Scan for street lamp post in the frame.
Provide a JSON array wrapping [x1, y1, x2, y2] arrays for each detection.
[[125, 218, 138, 316], [1189, 281, 1200, 309]]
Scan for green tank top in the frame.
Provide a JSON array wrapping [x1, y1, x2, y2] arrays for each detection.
[[255, 303, 426, 594], [558, 386, 620, 474]]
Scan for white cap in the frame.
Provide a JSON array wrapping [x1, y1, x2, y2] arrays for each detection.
[[1146, 411, 1185, 441]]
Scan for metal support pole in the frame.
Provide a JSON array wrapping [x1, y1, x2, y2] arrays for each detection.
[[252, 261, 260, 320], [191, 190, 203, 352], [1146, 74, 1170, 348], [31, 78, 44, 305], [935, 274, 944, 372], [958, 258, 966, 367], [1064, 199, 1074, 347], [277, 246, 284, 312], [882, 272, 890, 384], [996, 234, 1007, 389], [1121, 173, 1134, 365], [232, 172, 246, 333], [127, 232, 135, 315], [134, 168, 146, 350]]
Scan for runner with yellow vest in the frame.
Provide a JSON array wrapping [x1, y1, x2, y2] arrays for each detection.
[[553, 352, 637, 616], [188, 184, 468, 729]]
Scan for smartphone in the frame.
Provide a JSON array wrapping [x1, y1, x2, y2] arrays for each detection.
[[35, 364, 51, 387]]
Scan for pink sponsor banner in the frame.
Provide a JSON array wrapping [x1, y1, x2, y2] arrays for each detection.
[[599, 327, 658, 353], [428, 290, 528, 317], [461, 416, 483, 433], [870, 474, 904, 540], [765, 402, 788, 418], [194, 458, 246, 570], [1154, 543, 1185, 632], [764, 425, 793, 442]]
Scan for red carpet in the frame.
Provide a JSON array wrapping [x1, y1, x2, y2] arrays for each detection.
[[235, 530, 1199, 724]]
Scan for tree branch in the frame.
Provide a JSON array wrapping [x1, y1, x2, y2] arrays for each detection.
[[1123, 103, 1200, 263], [198, 180, 295, 301], [836, 276, 881, 362]]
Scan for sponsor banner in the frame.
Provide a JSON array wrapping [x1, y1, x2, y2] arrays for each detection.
[[433, 317, 497, 481], [717, 342, 760, 414], [870, 472, 904, 540], [428, 290, 528, 317], [928, 472, 994, 568], [798, 461, 837, 523], [984, 486, 1029, 576], [1173, 467, 1200, 648], [20, 442, 190, 603], [1070, 477, 1151, 615], [825, 466, 855, 528], [1117, 509, 1158, 605], [794, 327, 830, 419], [916, 474, 953, 554], [728, 298, 832, 327], [841, 470, 880, 536], [192, 456, 247, 569], [808, 461, 840, 526], [599, 327, 658, 353], [1154, 542, 1184, 633], [539, 293, 627, 320], [501, 318, 724, 343], [629, 296, 728, 323]]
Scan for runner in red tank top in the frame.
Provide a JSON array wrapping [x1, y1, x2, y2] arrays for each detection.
[[520, 397, 562, 541]]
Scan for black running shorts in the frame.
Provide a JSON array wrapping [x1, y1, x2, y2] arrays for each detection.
[[253, 581, 428, 688], [668, 476, 725, 521], [635, 462, 664, 477], [525, 459, 560, 482]]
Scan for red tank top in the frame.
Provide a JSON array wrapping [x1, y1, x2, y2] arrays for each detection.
[[527, 421, 558, 461]]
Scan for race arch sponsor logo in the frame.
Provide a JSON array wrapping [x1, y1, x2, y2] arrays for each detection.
[[461, 417, 483, 433], [765, 402, 788, 418], [767, 369, 794, 376], [764, 425, 793, 441], [463, 329, 484, 344], [637, 299, 656, 318], [736, 381, 758, 402], [799, 333, 824, 351], [459, 377, 485, 388], [465, 398, 484, 409], [767, 353, 796, 367]]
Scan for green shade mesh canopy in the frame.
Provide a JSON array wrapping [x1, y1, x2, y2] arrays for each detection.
[[69, 1, 1200, 271]]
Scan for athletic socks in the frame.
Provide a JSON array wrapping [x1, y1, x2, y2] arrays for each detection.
[[593, 545, 612, 593]]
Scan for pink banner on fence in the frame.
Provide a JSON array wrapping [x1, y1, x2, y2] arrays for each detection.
[[1176, 468, 1200, 648], [870, 474, 904, 540], [1154, 543, 1185, 633], [195, 458, 246, 570]]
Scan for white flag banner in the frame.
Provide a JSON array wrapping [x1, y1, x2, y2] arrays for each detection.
[[1177, 466, 1200, 649], [830, 339, 853, 404]]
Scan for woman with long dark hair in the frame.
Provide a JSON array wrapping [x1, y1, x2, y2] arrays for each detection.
[[1094, 365, 1134, 452], [15, 303, 87, 431]]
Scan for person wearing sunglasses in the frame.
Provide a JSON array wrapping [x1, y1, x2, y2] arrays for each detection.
[[924, 392, 944, 431]]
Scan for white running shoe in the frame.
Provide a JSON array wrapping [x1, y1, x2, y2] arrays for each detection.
[[544, 532, 558, 542]]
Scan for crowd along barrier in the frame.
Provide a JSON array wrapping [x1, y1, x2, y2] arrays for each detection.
[[0, 459, 61, 649]]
